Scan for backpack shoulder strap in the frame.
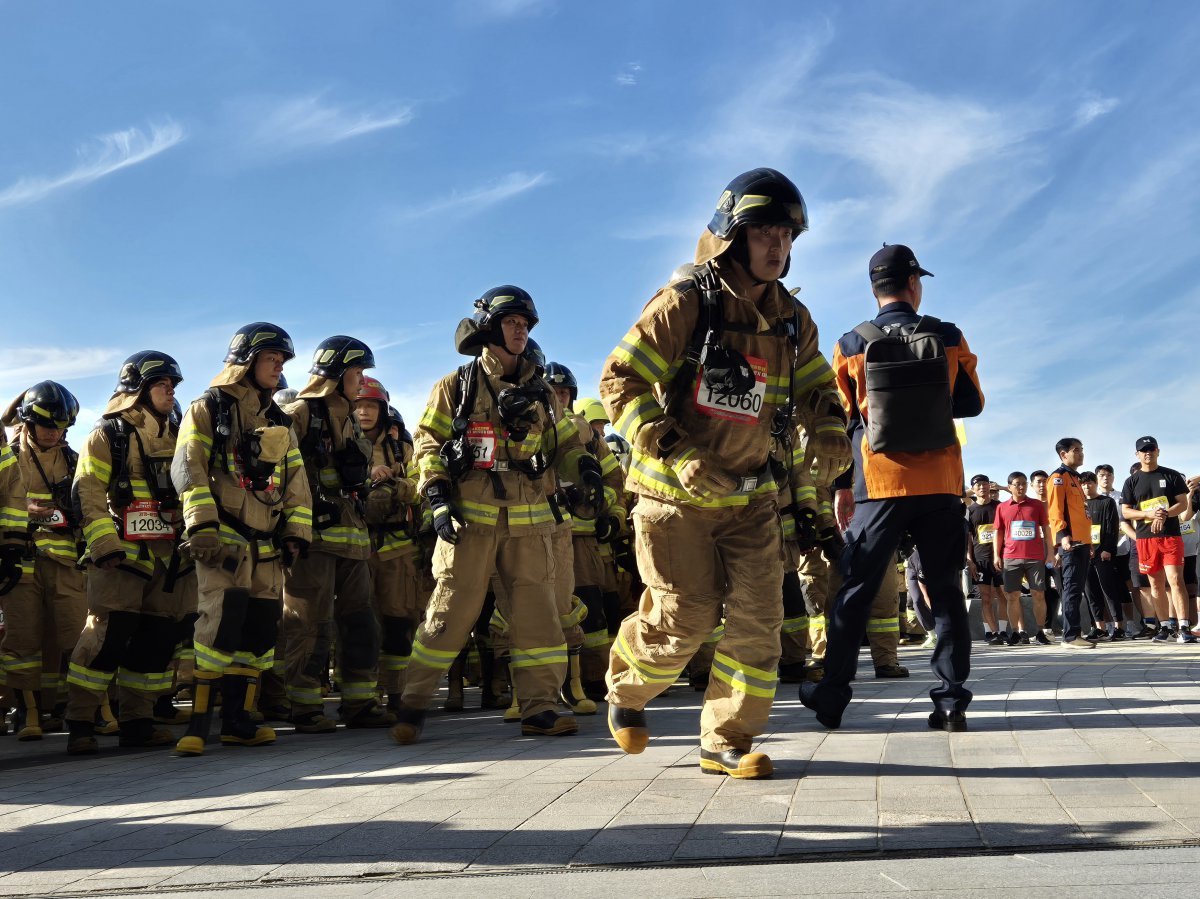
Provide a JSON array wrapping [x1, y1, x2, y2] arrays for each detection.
[[101, 416, 134, 506], [910, 315, 941, 335], [451, 361, 478, 438], [853, 321, 887, 343]]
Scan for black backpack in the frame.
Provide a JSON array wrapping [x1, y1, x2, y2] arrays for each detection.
[[851, 316, 956, 454]]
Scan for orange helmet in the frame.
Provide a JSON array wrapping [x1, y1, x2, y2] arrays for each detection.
[[357, 376, 389, 404]]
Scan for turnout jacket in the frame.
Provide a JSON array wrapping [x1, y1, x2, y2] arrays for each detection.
[[600, 250, 839, 511], [415, 346, 591, 533], [567, 412, 626, 537], [1045, 464, 1092, 546], [0, 431, 25, 550], [174, 375, 312, 552], [76, 405, 179, 573], [15, 427, 81, 569], [285, 381, 372, 560], [833, 301, 983, 501], [364, 428, 419, 561]]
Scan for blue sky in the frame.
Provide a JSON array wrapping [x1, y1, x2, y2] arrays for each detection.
[[1, 1, 1197, 483]]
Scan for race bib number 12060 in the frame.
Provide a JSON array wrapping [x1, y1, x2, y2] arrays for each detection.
[[694, 355, 768, 424]]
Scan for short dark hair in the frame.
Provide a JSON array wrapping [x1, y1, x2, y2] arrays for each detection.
[[1095, 463, 1114, 475], [1030, 470, 1048, 479], [871, 277, 911, 300], [1130, 462, 1140, 475], [1079, 470, 1097, 483], [1055, 437, 1082, 456], [1008, 471, 1026, 484]]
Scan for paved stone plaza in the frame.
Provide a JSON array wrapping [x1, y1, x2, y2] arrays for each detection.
[[2, 640, 1200, 896]]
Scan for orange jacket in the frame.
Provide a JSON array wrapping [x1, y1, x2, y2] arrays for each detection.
[[1044, 465, 1091, 545], [833, 302, 983, 500]]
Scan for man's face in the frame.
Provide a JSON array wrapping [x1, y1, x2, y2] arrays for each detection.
[[341, 366, 366, 401], [1031, 475, 1047, 498], [498, 315, 530, 356], [972, 480, 991, 502], [552, 387, 573, 410], [1009, 476, 1028, 501], [33, 425, 63, 450], [1059, 442, 1084, 470], [146, 378, 176, 416], [354, 399, 380, 433], [590, 421, 606, 440], [744, 223, 793, 282], [1082, 480, 1098, 498], [1097, 469, 1113, 492], [1138, 446, 1160, 470], [253, 351, 285, 390]]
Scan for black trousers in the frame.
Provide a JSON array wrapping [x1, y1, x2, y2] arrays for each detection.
[[1059, 545, 1090, 641], [1085, 555, 1126, 625], [814, 494, 972, 716]]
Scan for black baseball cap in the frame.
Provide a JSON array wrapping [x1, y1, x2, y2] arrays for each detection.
[[1135, 436, 1159, 452], [869, 243, 933, 284], [970, 474, 990, 485]]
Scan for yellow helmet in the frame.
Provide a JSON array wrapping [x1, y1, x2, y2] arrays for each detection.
[[575, 397, 608, 424]]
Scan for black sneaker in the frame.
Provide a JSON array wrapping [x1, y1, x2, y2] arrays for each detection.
[[1034, 631, 1051, 645], [1132, 625, 1158, 640], [928, 709, 968, 732], [1007, 631, 1020, 646], [1152, 628, 1171, 643], [1018, 631, 1031, 645], [982, 631, 995, 645], [1085, 628, 1105, 641], [989, 632, 1006, 646], [1109, 628, 1127, 641]]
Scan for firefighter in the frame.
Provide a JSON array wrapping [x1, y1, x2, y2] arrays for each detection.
[[1, 382, 84, 742], [63, 356, 199, 752], [0, 424, 26, 734], [390, 286, 601, 743], [279, 337, 394, 731], [599, 168, 849, 779], [171, 323, 312, 756], [354, 377, 423, 713]]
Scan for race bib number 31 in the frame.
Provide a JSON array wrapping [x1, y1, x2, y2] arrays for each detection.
[[467, 422, 497, 469], [123, 500, 179, 541], [694, 355, 768, 424]]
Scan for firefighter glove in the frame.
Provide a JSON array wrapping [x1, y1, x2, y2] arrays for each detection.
[[0, 544, 22, 595], [426, 481, 464, 545], [576, 455, 605, 510], [819, 526, 845, 564], [810, 428, 853, 486], [672, 448, 737, 500], [793, 506, 819, 554], [186, 530, 223, 565]]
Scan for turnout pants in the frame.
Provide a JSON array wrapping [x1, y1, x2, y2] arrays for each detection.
[[798, 551, 829, 664], [281, 551, 379, 715], [607, 495, 784, 753], [2, 557, 87, 692], [191, 540, 283, 677], [780, 544, 810, 667], [573, 534, 611, 684], [552, 522, 583, 650], [811, 495, 971, 718], [403, 512, 565, 718], [66, 555, 192, 722], [371, 550, 426, 697]]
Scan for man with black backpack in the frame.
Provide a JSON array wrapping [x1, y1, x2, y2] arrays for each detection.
[[800, 243, 984, 733]]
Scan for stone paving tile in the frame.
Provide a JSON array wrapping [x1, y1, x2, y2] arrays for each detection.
[[2, 643, 1200, 893]]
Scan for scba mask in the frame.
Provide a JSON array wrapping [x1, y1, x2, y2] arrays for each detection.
[[238, 425, 290, 492], [700, 343, 756, 398], [496, 384, 547, 442]]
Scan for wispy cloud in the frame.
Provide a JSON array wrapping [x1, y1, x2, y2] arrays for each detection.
[[238, 93, 413, 154], [1074, 96, 1119, 128], [616, 62, 642, 87], [0, 347, 124, 398], [0, 121, 184, 209], [459, 0, 554, 21], [394, 171, 549, 220]]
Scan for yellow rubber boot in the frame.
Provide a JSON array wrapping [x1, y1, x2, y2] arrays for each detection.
[[16, 690, 43, 741], [560, 648, 597, 715], [176, 671, 218, 756], [96, 693, 120, 736], [503, 683, 521, 722]]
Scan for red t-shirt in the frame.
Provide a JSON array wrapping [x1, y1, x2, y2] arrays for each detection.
[[994, 497, 1049, 561]]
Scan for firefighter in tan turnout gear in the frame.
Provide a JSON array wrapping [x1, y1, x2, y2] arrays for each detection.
[[171, 323, 313, 756], [63, 358, 200, 753], [279, 337, 394, 732], [1, 383, 83, 742], [600, 168, 847, 779], [353, 377, 424, 714], [391, 287, 602, 744]]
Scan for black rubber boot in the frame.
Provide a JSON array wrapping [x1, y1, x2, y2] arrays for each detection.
[[219, 669, 276, 747]]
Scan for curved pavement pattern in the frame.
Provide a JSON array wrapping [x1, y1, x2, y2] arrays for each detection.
[[2, 641, 1199, 895]]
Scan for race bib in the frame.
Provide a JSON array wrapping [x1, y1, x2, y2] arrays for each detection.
[[1091, 523, 1102, 544], [1182, 520, 1196, 536], [31, 508, 67, 529], [467, 422, 497, 469], [1139, 496, 1169, 514], [1010, 520, 1036, 541], [694, 355, 768, 425], [123, 500, 179, 541], [976, 524, 995, 544]]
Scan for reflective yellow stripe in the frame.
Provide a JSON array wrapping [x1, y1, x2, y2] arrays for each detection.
[[612, 336, 670, 384], [287, 686, 324, 705], [315, 526, 371, 548], [78, 455, 112, 481], [866, 616, 900, 634], [704, 623, 725, 644], [582, 630, 610, 649], [179, 422, 213, 448], [510, 643, 569, 668], [379, 653, 410, 672], [711, 650, 778, 699], [459, 500, 500, 526], [507, 502, 556, 528], [194, 641, 235, 673], [115, 668, 174, 691], [67, 662, 114, 691], [782, 616, 810, 634], [339, 681, 377, 702], [614, 633, 682, 684], [419, 406, 454, 441], [792, 354, 835, 393], [613, 392, 665, 443], [628, 450, 777, 509], [410, 639, 460, 670]]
